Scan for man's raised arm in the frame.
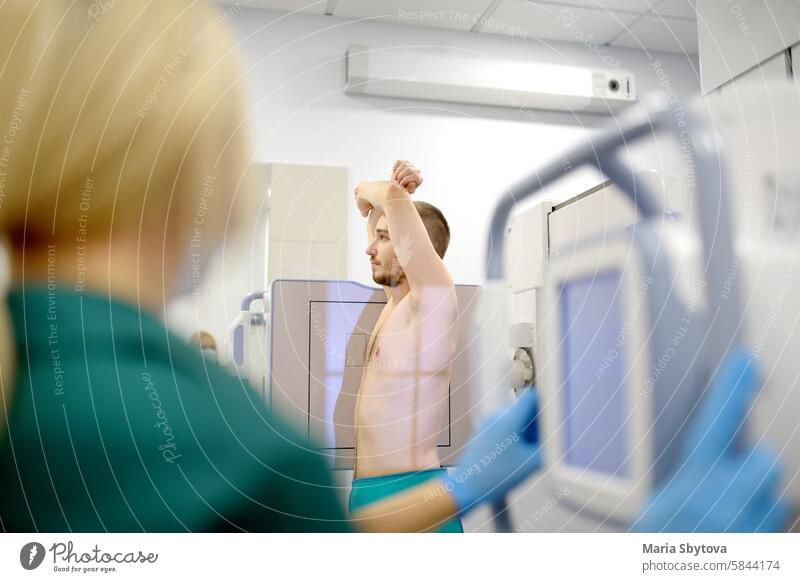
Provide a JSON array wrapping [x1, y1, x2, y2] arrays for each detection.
[[355, 163, 453, 292]]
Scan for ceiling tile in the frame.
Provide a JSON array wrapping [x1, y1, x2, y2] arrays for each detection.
[[534, 0, 652, 14], [216, 1, 327, 14], [486, 1, 638, 43], [333, 0, 496, 31], [610, 15, 698, 54], [648, 0, 696, 19]]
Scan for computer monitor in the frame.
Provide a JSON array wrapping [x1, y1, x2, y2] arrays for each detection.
[[538, 237, 653, 523]]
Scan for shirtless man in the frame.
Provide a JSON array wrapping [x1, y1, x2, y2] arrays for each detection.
[[349, 160, 463, 532]]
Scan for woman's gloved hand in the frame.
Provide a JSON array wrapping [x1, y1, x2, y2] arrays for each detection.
[[441, 389, 541, 515], [631, 350, 789, 532]]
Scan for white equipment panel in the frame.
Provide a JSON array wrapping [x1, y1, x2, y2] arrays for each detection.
[[270, 279, 480, 470]]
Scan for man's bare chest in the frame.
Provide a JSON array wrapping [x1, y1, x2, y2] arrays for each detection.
[[364, 301, 417, 370]]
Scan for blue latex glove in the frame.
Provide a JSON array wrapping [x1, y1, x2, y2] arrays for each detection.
[[441, 389, 541, 515], [632, 350, 789, 532]]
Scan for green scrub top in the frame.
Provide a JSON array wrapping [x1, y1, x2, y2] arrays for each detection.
[[0, 286, 350, 532]]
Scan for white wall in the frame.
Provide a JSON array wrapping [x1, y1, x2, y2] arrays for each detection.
[[230, 7, 700, 287], [171, 7, 700, 345]]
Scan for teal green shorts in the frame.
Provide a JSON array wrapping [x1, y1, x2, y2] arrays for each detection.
[[349, 468, 464, 533]]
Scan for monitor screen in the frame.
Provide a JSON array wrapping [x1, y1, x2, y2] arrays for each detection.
[[560, 271, 629, 478]]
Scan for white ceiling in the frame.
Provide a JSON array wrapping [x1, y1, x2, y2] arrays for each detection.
[[220, 0, 698, 55]]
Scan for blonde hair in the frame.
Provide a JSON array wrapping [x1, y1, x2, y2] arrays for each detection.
[[0, 0, 252, 432]]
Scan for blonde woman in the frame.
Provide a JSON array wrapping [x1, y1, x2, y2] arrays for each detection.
[[0, 0, 541, 532]]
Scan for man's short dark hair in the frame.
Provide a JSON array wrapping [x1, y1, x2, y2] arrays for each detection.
[[413, 200, 450, 259]]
